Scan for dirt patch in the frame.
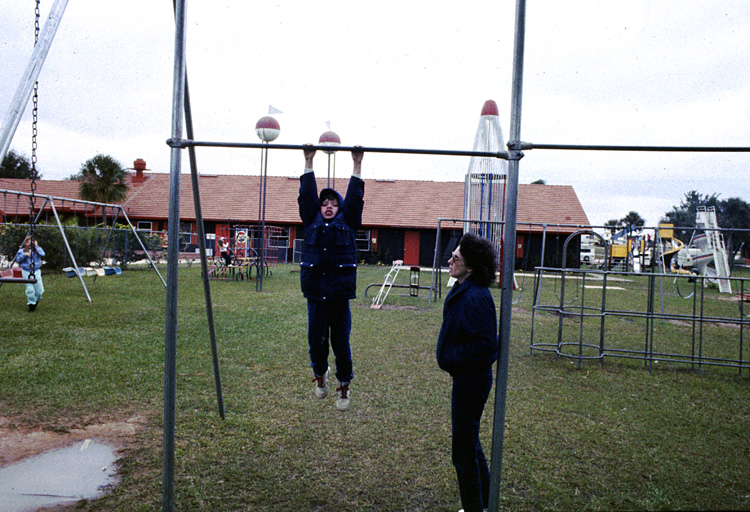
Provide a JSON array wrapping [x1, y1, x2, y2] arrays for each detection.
[[0, 414, 145, 467]]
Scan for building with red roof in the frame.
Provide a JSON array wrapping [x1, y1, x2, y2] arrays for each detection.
[[1, 159, 590, 268]]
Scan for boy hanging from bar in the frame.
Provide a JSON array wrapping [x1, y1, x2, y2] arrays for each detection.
[[298, 145, 364, 411]]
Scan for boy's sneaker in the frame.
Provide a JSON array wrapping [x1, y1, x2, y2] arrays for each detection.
[[335, 383, 350, 411], [312, 367, 329, 398]]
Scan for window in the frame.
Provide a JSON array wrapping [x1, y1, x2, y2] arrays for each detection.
[[137, 221, 153, 232], [355, 229, 370, 252], [179, 221, 195, 249], [268, 227, 290, 249]]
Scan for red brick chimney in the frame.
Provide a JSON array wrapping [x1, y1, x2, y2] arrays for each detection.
[[133, 158, 147, 184]]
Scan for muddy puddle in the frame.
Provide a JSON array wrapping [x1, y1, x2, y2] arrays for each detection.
[[0, 439, 118, 511]]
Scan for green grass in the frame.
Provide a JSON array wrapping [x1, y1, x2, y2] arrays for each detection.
[[1, 264, 750, 511]]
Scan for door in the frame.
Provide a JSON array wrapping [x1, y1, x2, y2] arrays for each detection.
[[403, 230, 420, 266]]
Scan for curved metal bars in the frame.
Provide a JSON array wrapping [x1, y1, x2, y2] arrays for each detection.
[[673, 274, 697, 299], [555, 231, 613, 366], [166, 139, 511, 160], [561, 229, 609, 270]]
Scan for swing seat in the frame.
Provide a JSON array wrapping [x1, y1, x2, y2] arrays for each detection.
[[0, 268, 37, 284], [104, 266, 121, 275], [88, 268, 106, 283], [2, 268, 24, 279]]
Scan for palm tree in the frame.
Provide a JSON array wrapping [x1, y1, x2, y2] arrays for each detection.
[[604, 219, 620, 234], [620, 211, 646, 231], [78, 154, 129, 204]]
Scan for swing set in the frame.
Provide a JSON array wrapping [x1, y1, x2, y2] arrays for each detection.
[[0, 188, 166, 301]]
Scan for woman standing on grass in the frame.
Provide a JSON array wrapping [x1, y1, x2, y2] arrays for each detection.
[[14, 235, 45, 312], [436, 232, 498, 512]]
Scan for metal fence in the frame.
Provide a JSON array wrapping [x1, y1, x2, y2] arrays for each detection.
[[529, 266, 750, 375]]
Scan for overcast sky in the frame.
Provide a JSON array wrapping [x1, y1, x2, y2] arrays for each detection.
[[1, 1, 748, 227]]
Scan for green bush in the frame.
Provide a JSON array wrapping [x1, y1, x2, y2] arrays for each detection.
[[107, 224, 163, 268]]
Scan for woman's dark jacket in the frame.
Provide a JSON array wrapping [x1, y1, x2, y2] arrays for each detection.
[[436, 277, 498, 376], [298, 172, 364, 302]]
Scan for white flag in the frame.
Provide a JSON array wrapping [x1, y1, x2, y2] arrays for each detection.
[[268, 105, 283, 115]]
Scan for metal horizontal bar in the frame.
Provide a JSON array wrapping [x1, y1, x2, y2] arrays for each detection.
[[519, 142, 750, 153], [598, 349, 750, 368], [0, 188, 123, 209], [438, 218, 506, 225], [166, 139, 511, 160]]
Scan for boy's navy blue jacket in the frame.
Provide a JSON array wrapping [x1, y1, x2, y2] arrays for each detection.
[[436, 277, 498, 376], [298, 172, 364, 302]]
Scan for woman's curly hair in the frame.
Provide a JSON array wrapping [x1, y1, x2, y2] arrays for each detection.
[[459, 232, 498, 287]]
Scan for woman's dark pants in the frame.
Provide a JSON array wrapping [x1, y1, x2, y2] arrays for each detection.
[[451, 370, 493, 512]]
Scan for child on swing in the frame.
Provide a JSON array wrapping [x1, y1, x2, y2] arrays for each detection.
[[15, 235, 45, 312]]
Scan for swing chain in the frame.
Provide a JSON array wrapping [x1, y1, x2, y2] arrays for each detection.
[[28, 0, 41, 280], [31, 0, 40, 183]]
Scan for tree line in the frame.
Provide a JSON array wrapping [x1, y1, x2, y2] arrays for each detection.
[[1, 150, 128, 204], [605, 192, 750, 267]]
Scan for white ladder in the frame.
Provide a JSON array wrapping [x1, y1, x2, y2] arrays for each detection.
[[371, 260, 404, 309]]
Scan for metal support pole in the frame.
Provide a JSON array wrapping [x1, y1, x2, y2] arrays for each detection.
[[163, 1, 187, 510], [647, 273, 656, 371], [0, 0, 69, 160], [740, 279, 746, 377], [46, 200, 91, 302], [256, 144, 269, 292], [536, 224, 547, 299], [698, 278, 706, 375], [577, 272, 587, 369], [599, 271, 608, 365], [119, 209, 167, 287], [183, 71, 225, 418], [488, 1, 526, 510], [429, 219, 443, 305], [327, 152, 336, 189], [691, 278, 698, 368], [261, 144, 269, 290]]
